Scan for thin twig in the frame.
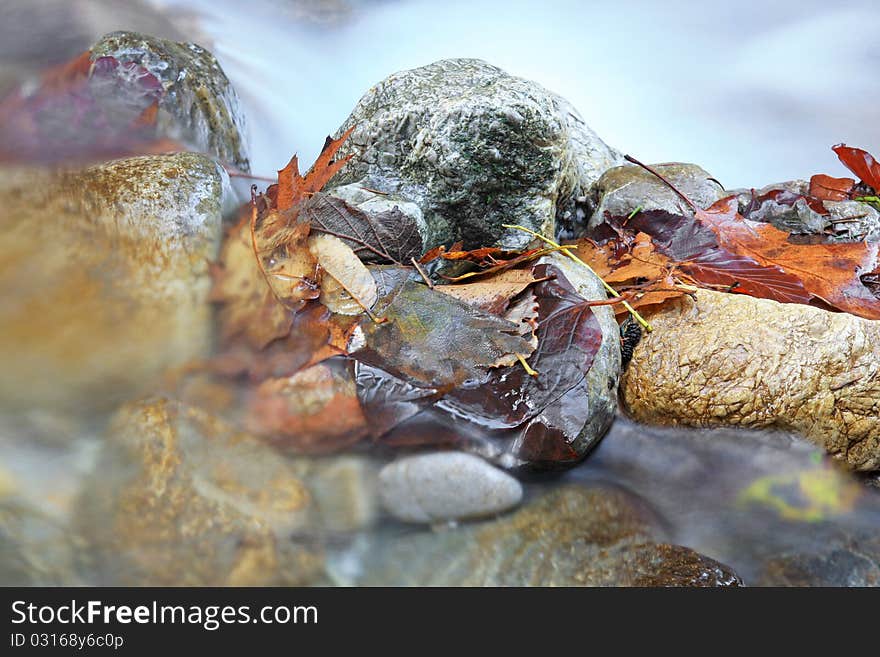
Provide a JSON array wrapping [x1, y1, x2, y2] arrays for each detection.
[[411, 257, 434, 288], [502, 224, 652, 332]]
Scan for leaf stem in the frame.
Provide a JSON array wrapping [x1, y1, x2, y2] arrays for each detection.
[[515, 353, 539, 377], [502, 224, 653, 332]]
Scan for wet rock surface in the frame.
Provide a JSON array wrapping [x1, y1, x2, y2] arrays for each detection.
[[0, 0, 193, 97], [587, 162, 725, 234], [332, 58, 621, 249], [347, 485, 741, 586], [0, 153, 228, 412], [730, 180, 880, 240], [378, 452, 522, 523], [75, 398, 322, 586], [90, 31, 250, 170], [0, 500, 80, 586], [621, 290, 880, 470]]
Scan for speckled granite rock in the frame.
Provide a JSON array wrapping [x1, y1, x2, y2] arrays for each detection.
[[0, 153, 229, 412], [332, 58, 622, 249], [91, 31, 249, 170], [75, 398, 322, 586], [621, 290, 880, 471]]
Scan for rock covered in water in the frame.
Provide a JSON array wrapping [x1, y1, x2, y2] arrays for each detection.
[[348, 485, 741, 586], [74, 398, 322, 586], [0, 500, 81, 586], [758, 542, 880, 586], [0, 0, 192, 97], [587, 162, 725, 234], [0, 153, 229, 412], [90, 31, 250, 170], [331, 58, 621, 249], [621, 289, 880, 470], [378, 452, 523, 523], [295, 455, 381, 534]]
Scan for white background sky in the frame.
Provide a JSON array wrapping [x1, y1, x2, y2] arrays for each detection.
[[166, 0, 879, 188]]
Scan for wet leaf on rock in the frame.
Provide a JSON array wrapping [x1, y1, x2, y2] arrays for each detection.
[[306, 193, 423, 264], [350, 267, 534, 389], [308, 233, 378, 315], [354, 262, 607, 468]]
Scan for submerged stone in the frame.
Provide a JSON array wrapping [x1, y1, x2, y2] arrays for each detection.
[[347, 485, 741, 586], [74, 398, 322, 586], [0, 153, 228, 413]]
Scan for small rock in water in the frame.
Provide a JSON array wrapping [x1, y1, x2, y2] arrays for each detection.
[[586, 162, 725, 235], [0, 153, 229, 413], [90, 31, 250, 170], [378, 452, 523, 523], [0, 500, 80, 586], [74, 398, 322, 586], [622, 289, 880, 470], [352, 485, 741, 586], [331, 58, 621, 249]]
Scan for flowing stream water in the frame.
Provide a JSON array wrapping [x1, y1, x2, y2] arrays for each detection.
[[2, 0, 879, 586]]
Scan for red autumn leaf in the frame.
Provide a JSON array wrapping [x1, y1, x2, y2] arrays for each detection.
[[809, 174, 856, 202], [272, 126, 355, 212], [833, 143, 880, 191], [616, 155, 880, 319], [697, 198, 880, 319], [744, 187, 829, 216]]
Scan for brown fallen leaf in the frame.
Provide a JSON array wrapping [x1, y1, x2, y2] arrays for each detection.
[[245, 360, 368, 453], [211, 218, 294, 349], [808, 174, 855, 203], [434, 269, 539, 315], [271, 127, 355, 212], [307, 233, 378, 315], [619, 155, 880, 320]]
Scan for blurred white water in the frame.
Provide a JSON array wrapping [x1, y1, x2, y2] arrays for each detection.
[[161, 0, 879, 188]]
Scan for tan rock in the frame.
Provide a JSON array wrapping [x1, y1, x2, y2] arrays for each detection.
[[621, 290, 880, 470], [74, 398, 322, 586], [0, 153, 227, 412]]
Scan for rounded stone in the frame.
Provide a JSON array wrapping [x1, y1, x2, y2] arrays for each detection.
[[332, 58, 621, 250], [378, 451, 523, 523], [0, 153, 229, 413], [74, 398, 322, 586]]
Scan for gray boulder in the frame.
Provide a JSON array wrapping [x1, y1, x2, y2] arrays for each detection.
[[91, 31, 250, 171], [587, 162, 725, 233], [332, 58, 621, 250]]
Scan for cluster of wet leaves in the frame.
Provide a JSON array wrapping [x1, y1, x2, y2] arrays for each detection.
[[208, 132, 610, 467], [576, 148, 880, 321]]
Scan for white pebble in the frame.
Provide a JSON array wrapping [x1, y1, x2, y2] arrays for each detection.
[[379, 452, 523, 523]]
